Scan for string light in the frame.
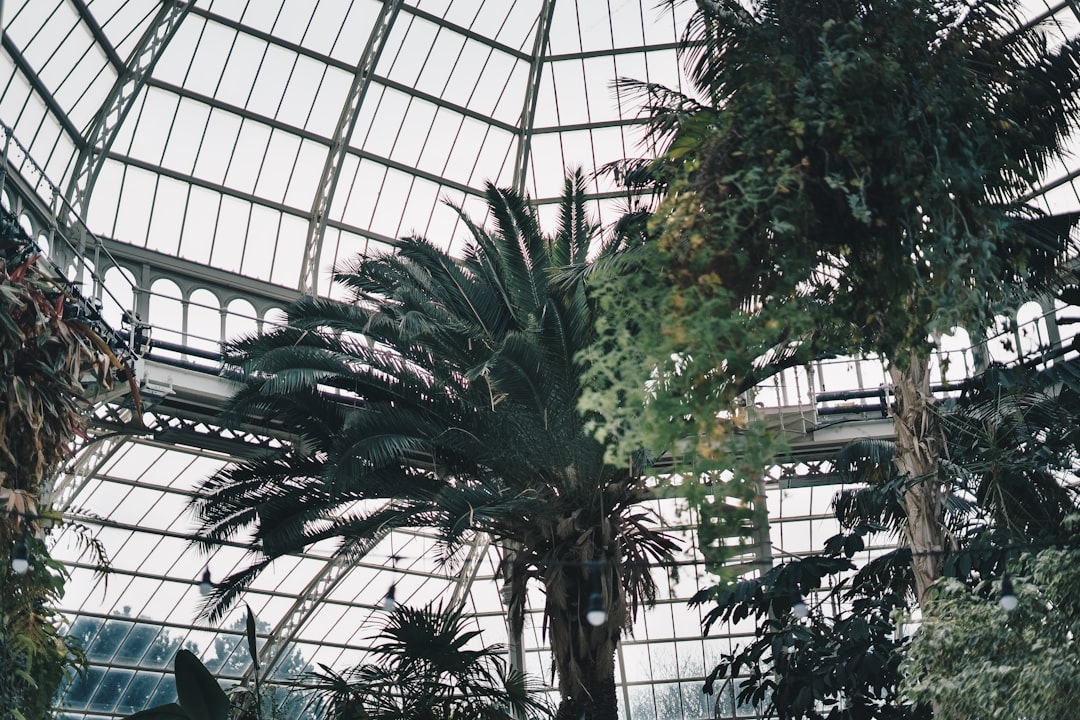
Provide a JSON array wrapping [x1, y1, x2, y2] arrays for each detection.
[[999, 575, 1018, 611], [382, 583, 397, 611], [585, 590, 607, 626], [9, 514, 34, 576], [11, 532, 28, 575]]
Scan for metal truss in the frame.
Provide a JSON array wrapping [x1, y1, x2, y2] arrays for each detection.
[[64, 0, 193, 221], [448, 533, 492, 609], [298, 0, 405, 296], [49, 430, 128, 515], [244, 549, 359, 683], [512, 0, 557, 195]]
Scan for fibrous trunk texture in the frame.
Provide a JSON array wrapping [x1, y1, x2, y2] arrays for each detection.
[[554, 656, 618, 720], [889, 352, 946, 605]]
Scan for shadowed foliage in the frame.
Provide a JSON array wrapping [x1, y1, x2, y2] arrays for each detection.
[[191, 171, 676, 720]]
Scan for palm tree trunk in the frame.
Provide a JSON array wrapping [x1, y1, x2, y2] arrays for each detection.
[[554, 658, 618, 720], [888, 351, 946, 605], [547, 560, 623, 720]]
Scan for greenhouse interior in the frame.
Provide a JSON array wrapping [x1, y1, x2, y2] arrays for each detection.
[[3, 1, 1080, 719]]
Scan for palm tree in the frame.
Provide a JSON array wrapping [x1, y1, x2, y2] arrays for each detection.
[[311, 602, 550, 720], [192, 171, 677, 720]]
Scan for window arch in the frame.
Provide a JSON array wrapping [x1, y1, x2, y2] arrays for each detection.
[[225, 298, 258, 344], [149, 278, 185, 360], [187, 288, 223, 357]]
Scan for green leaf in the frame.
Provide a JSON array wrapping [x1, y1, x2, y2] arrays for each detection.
[[245, 604, 259, 674], [123, 703, 191, 720], [12, 374, 30, 410], [174, 649, 230, 720]]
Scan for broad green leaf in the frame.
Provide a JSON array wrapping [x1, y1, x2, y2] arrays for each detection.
[[123, 703, 190, 720], [174, 649, 230, 720], [245, 604, 260, 674]]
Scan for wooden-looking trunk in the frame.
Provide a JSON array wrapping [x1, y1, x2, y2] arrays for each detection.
[[554, 656, 618, 720], [888, 352, 946, 605]]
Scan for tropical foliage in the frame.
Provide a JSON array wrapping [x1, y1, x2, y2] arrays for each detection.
[[904, 540, 1080, 719], [699, 528, 920, 720], [697, 356, 1080, 719], [115, 606, 306, 720], [0, 208, 118, 719], [311, 602, 550, 720], [192, 172, 677, 720], [586, 0, 1080, 602]]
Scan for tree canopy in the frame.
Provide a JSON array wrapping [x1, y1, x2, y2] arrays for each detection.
[[585, 0, 1080, 459]]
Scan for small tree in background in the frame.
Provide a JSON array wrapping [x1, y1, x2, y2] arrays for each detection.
[[310, 602, 550, 720], [585, 0, 1080, 603]]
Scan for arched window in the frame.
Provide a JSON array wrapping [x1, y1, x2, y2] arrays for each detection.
[[225, 298, 258, 344], [987, 313, 1019, 365], [262, 306, 288, 333], [149, 278, 184, 361], [187, 288, 222, 358], [102, 266, 137, 331], [933, 327, 973, 385], [1015, 301, 1049, 362]]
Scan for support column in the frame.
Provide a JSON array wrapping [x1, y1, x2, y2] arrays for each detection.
[[512, 0, 557, 196]]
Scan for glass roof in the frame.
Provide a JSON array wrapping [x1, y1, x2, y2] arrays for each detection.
[[2, 1, 1080, 719], [1, 0, 692, 296]]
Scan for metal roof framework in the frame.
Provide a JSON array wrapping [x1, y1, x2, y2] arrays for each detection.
[[0, 1, 1079, 719]]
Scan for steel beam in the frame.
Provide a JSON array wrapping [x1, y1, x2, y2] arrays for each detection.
[[298, 0, 404, 296], [64, 0, 192, 220], [512, 0, 557, 195], [244, 527, 389, 684], [1, 33, 84, 145], [448, 534, 491, 609]]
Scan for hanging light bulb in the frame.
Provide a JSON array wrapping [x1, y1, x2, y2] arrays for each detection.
[[792, 593, 809, 619], [198, 568, 213, 596], [382, 583, 397, 611], [11, 534, 29, 575], [585, 590, 607, 627], [999, 575, 1018, 612]]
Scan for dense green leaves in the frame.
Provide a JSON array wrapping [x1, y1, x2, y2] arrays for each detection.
[[699, 355, 1080, 719], [311, 603, 550, 720], [904, 543, 1080, 719], [696, 526, 921, 720], [588, 0, 1080, 456], [193, 172, 676, 720]]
